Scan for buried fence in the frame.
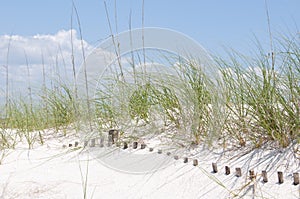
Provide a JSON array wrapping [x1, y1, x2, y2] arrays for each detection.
[[66, 129, 300, 186]]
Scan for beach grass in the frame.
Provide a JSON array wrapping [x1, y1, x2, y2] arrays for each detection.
[[0, 32, 299, 156]]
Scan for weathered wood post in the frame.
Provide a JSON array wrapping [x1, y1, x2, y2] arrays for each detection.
[[133, 141, 138, 149], [277, 171, 284, 184], [212, 163, 218, 173], [293, 173, 299, 185], [225, 166, 230, 175], [99, 137, 104, 147], [141, 143, 146, 149], [249, 170, 256, 181], [193, 159, 198, 166], [158, 149, 162, 154], [262, 170, 268, 183], [90, 138, 96, 147], [235, 168, 242, 177], [123, 142, 128, 149], [249, 169, 256, 197], [108, 131, 113, 145], [84, 140, 88, 147], [108, 129, 119, 144], [183, 157, 188, 163]]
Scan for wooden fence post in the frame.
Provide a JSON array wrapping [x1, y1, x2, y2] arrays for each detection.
[[84, 141, 88, 147], [293, 173, 299, 185], [90, 138, 96, 147], [277, 171, 284, 184], [123, 142, 128, 149], [249, 170, 255, 181], [212, 163, 218, 173], [99, 137, 104, 147], [262, 170, 268, 183], [133, 141, 138, 149], [225, 166, 230, 175], [183, 157, 188, 163], [108, 129, 119, 144], [141, 143, 146, 149], [193, 159, 198, 166], [235, 168, 242, 177]]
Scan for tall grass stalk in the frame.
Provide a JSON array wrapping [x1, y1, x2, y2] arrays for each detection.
[[128, 11, 137, 84], [104, 1, 124, 82], [79, 157, 89, 199], [4, 35, 12, 128], [70, 5, 81, 134], [72, 2, 93, 131], [142, 0, 146, 75]]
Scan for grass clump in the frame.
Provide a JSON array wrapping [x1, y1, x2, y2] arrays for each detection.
[[177, 60, 213, 145], [0, 79, 81, 149], [217, 33, 300, 148], [42, 83, 78, 132], [93, 54, 218, 147], [129, 83, 153, 123], [128, 82, 182, 127]]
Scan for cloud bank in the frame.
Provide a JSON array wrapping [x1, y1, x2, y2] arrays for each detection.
[[0, 29, 93, 100]]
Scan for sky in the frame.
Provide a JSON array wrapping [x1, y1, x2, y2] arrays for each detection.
[[0, 0, 300, 99], [1, 1, 300, 52]]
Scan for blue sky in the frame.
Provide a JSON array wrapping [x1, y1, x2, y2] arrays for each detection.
[[1, 0, 299, 54]]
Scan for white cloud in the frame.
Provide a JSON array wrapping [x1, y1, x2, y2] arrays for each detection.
[[0, 29, 94, 101]]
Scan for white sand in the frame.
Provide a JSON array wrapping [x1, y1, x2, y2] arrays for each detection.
[[0, 130, 299, 199]]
